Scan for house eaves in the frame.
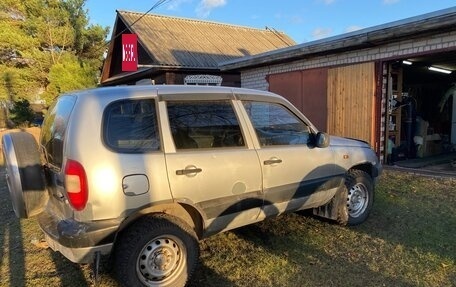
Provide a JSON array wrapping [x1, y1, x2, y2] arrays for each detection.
[[100, 65, 221, 86], [100, 67, 157, 86], [219, 7, 456, 71]]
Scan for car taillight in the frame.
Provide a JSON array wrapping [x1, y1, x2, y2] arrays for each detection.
[[64, 159, 88, 211]]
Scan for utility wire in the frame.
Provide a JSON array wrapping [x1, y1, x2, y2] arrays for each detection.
[[266, 26, 294, 47], [110, 0, 172, 44], [98, 0, 172, 54]]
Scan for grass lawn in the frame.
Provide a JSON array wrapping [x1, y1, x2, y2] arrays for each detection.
[[0, 166, 455, 287]]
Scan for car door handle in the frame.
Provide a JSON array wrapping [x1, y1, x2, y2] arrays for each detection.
[[264, 158, 282, 165], [176, 167, 202, 175]]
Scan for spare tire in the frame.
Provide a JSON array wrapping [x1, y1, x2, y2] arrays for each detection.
[[2, 132, 47, 218]]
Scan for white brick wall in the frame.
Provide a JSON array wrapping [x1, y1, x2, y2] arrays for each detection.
[[241, 30, 456, 90]]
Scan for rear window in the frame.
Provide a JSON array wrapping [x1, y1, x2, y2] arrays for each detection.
[[103, 99, 160, 153], [40, 95, 76, 168]]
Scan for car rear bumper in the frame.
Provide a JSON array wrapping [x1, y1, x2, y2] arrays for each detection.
[[43, 233, 112, 263], [38, 210, 120, 263]]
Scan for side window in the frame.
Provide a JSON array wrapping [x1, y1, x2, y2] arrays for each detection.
[[40, 95, 76, 169], [103, 99, 160, 152], [167, 100, 244, 149], [243, 101, 310, 146]]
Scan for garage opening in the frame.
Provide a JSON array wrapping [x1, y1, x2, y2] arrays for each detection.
[[386, 50, 456, 167]]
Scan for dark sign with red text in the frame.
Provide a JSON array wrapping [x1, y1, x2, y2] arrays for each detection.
[[122, 34, 137, 71]]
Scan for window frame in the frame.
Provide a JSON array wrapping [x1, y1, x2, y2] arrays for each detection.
[[102, 98, 161, 153], [242, 100, 311, 147], [166, 99, 247, 150]]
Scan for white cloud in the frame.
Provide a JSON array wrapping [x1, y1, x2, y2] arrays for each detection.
[[290, 15, 304, 24], [312, 27, 333, 39], [196, 0, 227, 18], [274, 13, 303, 24], [345, 25, 363, 33], [321, 0, 335, 5], [383, 0, 400, 4], [166, 0, 192, 11]]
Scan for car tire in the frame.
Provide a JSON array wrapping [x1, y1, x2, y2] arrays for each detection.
[[2, 132, 47, 218], [114, 214, 199, 287], [345, 170, 374, 226]]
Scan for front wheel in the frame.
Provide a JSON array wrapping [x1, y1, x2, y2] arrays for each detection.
[[345, 170, 374, 226], [114, 214, 199, 287]]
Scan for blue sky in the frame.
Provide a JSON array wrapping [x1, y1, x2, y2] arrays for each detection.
[[85, 0, 456, 43]]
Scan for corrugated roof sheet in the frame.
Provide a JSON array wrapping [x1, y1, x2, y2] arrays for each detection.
[[117, 11, 296, 68]]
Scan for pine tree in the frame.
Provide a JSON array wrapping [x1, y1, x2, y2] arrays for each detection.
[[0, 0, 109, 105]]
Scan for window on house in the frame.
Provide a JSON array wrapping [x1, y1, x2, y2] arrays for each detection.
[[183, 74, 223, 86]]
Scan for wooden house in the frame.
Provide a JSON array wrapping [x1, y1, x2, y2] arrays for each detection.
[[100, 11, 296, 86]]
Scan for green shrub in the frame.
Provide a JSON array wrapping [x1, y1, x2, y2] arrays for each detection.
[[9, 98, 35, 127]]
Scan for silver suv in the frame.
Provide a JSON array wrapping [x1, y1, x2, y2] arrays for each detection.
[[2, 85, 381, 287]]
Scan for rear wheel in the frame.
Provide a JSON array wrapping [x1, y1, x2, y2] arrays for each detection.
[[114, 214, 199, 287], [2, 132, 47, 218], [345, 170, 374, 226]]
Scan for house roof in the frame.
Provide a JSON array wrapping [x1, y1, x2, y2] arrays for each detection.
[[219, 7, 456, 71], [116, 10, 296, 69]]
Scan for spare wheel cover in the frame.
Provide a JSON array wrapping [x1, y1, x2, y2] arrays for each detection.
[[2, 132, 47, 218]]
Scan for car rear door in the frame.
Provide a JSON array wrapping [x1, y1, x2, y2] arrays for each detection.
[[160, 95, 262, 236], [236, 95, 342, 218]]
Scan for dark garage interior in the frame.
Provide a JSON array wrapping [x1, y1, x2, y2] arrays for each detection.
[[388, 51, 456, 169]]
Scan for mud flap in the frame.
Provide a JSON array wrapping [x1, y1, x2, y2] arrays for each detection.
[[312, 185, 349, 225]]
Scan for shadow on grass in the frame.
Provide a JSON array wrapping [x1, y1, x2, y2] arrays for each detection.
[[0, 168, 26, 287], [50, 252, 91, 287], [187, 196, 415, 285], [0, 166, 92, 286], [231, 218, 416, 287], [355, 172, 456, 263], [186, 214, 416, 286], [188, 261, 235, 287]]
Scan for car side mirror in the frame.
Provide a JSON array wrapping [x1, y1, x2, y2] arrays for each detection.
[[315, 132, 329, 148]]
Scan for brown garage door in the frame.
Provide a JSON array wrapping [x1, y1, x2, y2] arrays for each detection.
[[268, 68, 328, 131], [268, 63, 376, 145]]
